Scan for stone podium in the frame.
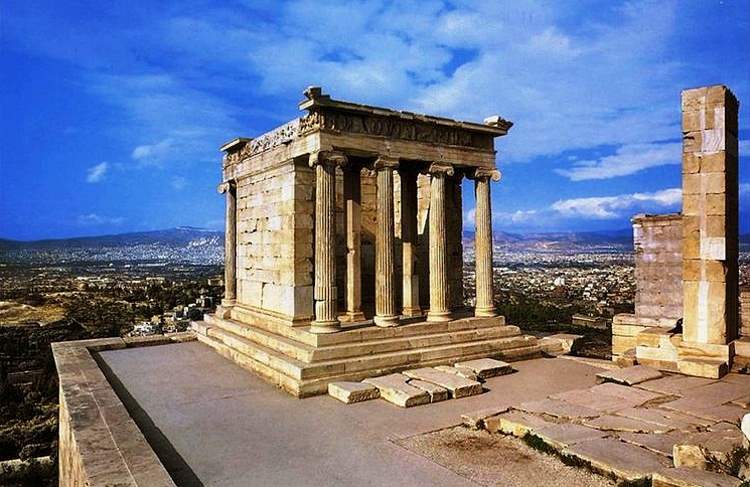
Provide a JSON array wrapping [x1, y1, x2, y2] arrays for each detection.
[[192, 87, 540, 396]]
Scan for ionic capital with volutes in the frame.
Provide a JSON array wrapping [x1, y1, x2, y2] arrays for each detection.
[[471, 167, 501, 182], [309, 150, 348, 169], [427, 162, 454, 177], [374, 155, 399, 170], [217, 180, 236, 194]]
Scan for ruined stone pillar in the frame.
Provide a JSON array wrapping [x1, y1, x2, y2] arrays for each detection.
[[218, 180, 237, 306], [374, 156, 399, 327], [681, 85, 739, 344], [310, 151, 346, 333], [474, 168, 501, 317], [400, 169, 421, 317], [427, 163, 454, 322], [343, 165, 365, 322]]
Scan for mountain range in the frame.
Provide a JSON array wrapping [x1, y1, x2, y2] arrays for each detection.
[[1, 227, 748, 262], [0, 227, 222, 251]]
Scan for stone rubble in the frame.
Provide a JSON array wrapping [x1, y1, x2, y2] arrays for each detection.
[[475, 365, 749, 485]]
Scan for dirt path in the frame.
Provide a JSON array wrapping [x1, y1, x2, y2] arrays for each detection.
[[396, 426, 617, 487]]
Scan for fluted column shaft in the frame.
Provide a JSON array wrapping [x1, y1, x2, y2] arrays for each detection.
[[343, 166, 365, 322], [310, 151, 345, 333], [218, 180, 237, 305], [400, 170, 421, 316], [427, 164, 454, 322], [374, 157, 399, 327], [474, 173, 497, 317]]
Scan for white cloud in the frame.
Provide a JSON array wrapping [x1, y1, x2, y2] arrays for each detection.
[[132, 139, 173, 163], [86, 162, 108, 183], [740, 182, 750, 196], [464, 208, 476, 226], [555, 142, 682, 181], [493, 209, 539, 224], [551, 188, 682, 219], [76, 213, 125, 226], [87, 72, 241, 169]]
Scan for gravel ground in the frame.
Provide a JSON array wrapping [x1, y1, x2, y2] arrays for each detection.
[[395, 426, 617, 487]]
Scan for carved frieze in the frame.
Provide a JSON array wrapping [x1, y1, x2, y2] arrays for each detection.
[[317, 110, 492, 150], [242, 119, 300, 158], [223, 108, 496, 163]]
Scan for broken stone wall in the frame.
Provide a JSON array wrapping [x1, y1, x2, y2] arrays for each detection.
[[633, 214, 683, 319]]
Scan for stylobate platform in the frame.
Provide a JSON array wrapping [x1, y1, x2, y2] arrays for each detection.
[[191, 312, 542, 397]]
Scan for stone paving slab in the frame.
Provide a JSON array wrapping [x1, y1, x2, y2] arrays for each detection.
[[678, 380, 749, 406], [534, 424, 608, 451], [551, 382, 665, 413], [721, 373, 750, 387], [614, 407, 708, 430], [454, 358, 513, 379], [634, 375, 714, 396], [409, 379, 450, 403], [328, 381, 380, 404], [563, 438, 670, 482], [402, 368, 483, 398], [652, 467, 743, 487], [588, 382, 665, 404], [730, 394, 750, 408], [661, 399, 748, 423], [517, 398, 600, 419], [545, 333, 584, 353], [742, 414, 750, 442], [434, 365, 478, 381], [617, 431, 690, 457], [460, 407, 509, 429], [484, 410, 555, 436], [596, 365, 663, 386], [550, 388, 637, 414], [363, 374, 430, 408], [585, 415, 672, 434]]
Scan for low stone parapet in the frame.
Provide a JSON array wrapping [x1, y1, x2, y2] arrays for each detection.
[[53, 333, 194, 487]]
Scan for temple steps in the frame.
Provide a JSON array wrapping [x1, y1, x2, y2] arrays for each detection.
[[192, 316, 541, 397], [203, 313, 523, 362]]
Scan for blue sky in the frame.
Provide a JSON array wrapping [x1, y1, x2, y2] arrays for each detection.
[[1, 0, 748, 240]]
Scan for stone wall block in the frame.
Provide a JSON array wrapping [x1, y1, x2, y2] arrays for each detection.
[[704, 172, 726, 194], [682, 131, 702, 153], [682, 174, 701, 195]]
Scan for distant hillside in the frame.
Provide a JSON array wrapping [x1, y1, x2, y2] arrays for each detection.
[[0, 227, 222, 251], [2, 227, 747, 264], [0, 227, 224, 264], [464, 228, 634, 249]]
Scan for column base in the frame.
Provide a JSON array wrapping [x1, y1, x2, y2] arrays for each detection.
[[427, 310, 452, 322], [474, 306, 497, 318], [340, 311, 366, 323], [310, 320, 341, 334], [401, 307, 423, 317], [216, 302, 234, 319], [374, 315, 400, 327]]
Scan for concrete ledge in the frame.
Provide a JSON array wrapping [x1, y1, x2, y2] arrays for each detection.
[[53, 334, 194, 487]]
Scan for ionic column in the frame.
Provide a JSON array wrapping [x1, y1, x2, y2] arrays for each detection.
[[218, 180, 237, 307], [400, 169, 421, 316], [343, 165, 365, 322], [427, 163, 454, 322], [374, 156, 399, 327], [473, 168, 501, 317], [310, 151, 346, 333]]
